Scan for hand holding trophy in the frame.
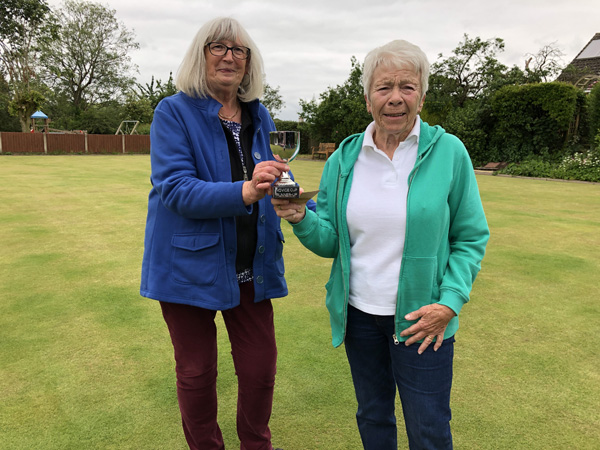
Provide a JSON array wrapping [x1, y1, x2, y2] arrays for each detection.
[[269, 131, 301, 199], [269, 131, 318, 223]]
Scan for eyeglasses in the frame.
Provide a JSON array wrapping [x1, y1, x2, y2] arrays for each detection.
[[206, 42, 250, 60]]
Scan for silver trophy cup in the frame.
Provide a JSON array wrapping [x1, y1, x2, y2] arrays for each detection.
[[269, 131, 301, 199]]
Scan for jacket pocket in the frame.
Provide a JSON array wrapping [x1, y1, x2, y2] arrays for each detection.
[[399, 256, 438, 314], [170, 233, 220, 286]]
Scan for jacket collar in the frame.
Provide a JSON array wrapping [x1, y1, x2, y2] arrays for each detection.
[[336, 119, 446, 175], [177, 91, 261, 120]]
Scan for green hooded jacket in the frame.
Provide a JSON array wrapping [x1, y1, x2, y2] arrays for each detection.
[[292, 119, 490, 347]]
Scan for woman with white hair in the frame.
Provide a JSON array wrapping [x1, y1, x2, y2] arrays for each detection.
[[272, 40, 490, 449], [141, 17, 289, 450]]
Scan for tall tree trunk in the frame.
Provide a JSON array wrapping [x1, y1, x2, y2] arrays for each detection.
[[19, 115, 31, 133]]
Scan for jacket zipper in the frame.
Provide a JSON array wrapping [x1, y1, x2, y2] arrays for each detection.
[[392, 153, 424, 345], [337, 170, 349, 342]]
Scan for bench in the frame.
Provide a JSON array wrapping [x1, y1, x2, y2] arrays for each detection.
[[311, 142, 336, 160], [475, 162, 508, 172]]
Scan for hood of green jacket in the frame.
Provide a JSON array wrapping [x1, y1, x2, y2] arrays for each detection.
[[334, 119, 447, 176]]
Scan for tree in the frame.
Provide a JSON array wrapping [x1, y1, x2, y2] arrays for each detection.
[[123, 93, 153, 124], [135, 72, 177, 110], [77, 101, 124, 134], [300, 56, 372, 147], [524, 43, 565, 82], [0, 0, 55, 131], [428, 34, 510, 111], [262, 83, 284, 118], [423, 34, 532, 161], [0, 72, 22, 131], [39, 0, 139, 112]]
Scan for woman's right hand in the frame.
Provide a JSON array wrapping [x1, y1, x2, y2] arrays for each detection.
[[242, 160, 289, 205]]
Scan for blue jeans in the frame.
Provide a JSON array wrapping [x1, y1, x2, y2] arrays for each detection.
[[344, 305, 454, 450]]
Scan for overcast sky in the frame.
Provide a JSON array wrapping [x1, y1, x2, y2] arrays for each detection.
[[45, 0, 599, 120]]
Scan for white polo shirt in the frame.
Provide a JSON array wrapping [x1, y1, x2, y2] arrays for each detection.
[[346, 119, 420, 316]]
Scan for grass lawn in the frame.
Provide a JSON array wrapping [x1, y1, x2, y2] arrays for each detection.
[[0, 155, 599, 449]]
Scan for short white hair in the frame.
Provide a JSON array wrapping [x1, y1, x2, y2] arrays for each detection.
[[362, 40, 429, 101], [176, 17, 264, 102]]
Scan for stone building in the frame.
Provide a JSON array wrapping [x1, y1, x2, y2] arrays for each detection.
[[558, 33, 600, 90]]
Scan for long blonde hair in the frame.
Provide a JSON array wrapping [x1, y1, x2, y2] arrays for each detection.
[[176, 17, 264, 101]]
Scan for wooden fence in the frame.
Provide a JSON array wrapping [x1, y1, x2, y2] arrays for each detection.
[[0, 132, 150, 154]]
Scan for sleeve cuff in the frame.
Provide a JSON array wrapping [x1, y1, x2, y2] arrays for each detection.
[[290, 208, 315, 236], [438, 289, 467, 316]]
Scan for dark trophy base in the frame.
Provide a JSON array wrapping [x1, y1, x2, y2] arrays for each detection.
[[272, 183, 300, 199]]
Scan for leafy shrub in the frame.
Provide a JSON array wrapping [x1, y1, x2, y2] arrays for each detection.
[[136, 123, 151, 135], [443, 101, 492, 166], [589, 83, 600, 148], [500, 149, 600, 182]]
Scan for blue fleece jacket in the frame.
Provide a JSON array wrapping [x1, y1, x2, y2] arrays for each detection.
[[140, 92, 288, 310]]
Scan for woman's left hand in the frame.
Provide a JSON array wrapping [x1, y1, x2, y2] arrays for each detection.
[[399, 304, 456, 354]]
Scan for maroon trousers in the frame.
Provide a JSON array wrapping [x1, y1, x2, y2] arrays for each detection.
[[160, 282, 277, 450]]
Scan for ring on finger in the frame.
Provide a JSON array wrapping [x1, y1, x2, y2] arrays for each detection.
[[426, 335, 434, 341]]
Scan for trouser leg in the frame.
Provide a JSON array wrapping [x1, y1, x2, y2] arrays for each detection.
[[160, 301, 224, 450], [222, 282, 277, 450], [344, 305, 398, 450], [391, 336, 455, 450]]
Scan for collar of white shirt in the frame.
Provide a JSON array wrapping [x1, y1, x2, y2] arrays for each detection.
[[362, 116, 421, 152]]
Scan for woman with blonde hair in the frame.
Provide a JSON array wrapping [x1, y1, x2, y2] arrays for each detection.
[[141, 17, 288, 450]]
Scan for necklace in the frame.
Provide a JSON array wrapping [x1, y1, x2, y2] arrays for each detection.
[[218, 103, 240, 121]]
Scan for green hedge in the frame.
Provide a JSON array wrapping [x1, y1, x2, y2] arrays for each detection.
[[488, 82, 586, 161], [588, 83, 600, 147], [441, 82, 590, 167], [442, 100, 493, 165]]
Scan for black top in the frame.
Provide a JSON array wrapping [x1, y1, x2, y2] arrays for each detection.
[[221, 103, 258, 276]]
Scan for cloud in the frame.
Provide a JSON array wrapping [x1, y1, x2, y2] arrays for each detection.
[[44, 0, 598, 120]]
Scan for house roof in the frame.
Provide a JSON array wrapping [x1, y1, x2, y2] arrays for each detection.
[[574, 33, 600, 60], [558, 33, 600, 88]]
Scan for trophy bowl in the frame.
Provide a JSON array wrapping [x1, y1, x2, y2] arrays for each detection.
[[269, 131, 300, 163]]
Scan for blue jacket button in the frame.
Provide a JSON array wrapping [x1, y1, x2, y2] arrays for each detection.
[[256, 275, 264, 284], [254, 152, 262, 160]]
